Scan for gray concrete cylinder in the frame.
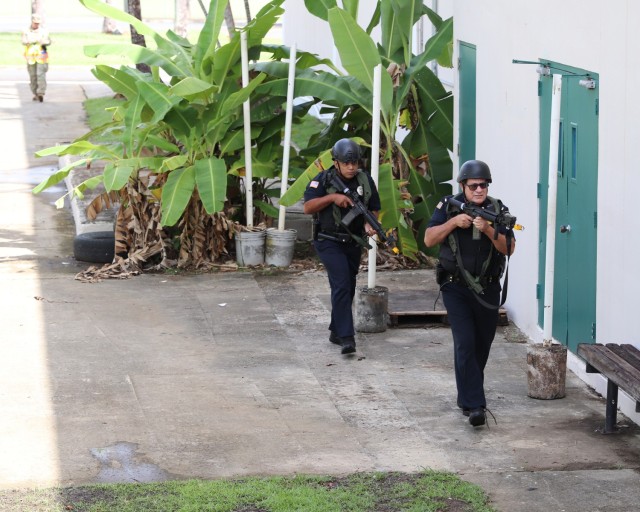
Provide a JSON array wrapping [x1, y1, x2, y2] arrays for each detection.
[[526, 343, 567, 399], [354, 285, 388, 333]]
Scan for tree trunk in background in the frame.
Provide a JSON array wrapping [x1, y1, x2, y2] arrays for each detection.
[[102, 0, 120, 34], [223, 3, 235, 36], [126, 0, 151, 74], [31, 0, 43, 19], [174, 0, 190, 38]]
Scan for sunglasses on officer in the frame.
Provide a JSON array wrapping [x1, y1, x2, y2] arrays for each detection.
[[465, 182, 489, 191]]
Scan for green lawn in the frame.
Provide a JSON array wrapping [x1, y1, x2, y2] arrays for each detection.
[[0, 31, 133, 66], [0, 470, 495, 512]]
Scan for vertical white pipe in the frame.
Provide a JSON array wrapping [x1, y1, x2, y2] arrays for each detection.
[[278, 43, 297, 231], [367, 64, 382, 289], [543, 74, 562, 347], [241, 31, 254, 227]]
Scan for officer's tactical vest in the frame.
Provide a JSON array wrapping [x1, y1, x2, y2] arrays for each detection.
[[322, 169, 371, 230], [442, 193, 506, 294]]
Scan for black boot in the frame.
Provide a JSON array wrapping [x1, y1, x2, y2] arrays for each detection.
[[329, 332, 342, 345], [468, 408, 486, 427], [341, 336, 356, 354]]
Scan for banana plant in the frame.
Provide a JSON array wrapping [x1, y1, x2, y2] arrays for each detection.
[[32, 0, 327, 267], [274, 0, 454, 258]]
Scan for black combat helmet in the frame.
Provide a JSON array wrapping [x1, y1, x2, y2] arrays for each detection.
[[457, 160, 492, 183], [331, 138, 361, 163]]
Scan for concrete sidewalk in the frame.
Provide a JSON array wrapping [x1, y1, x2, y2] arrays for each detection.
[[1, 69, 640, 512]]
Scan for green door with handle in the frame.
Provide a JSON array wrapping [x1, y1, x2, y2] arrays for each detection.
[[538, 62, 598, 353]]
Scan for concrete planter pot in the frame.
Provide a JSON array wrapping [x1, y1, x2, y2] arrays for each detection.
[[527, 343, 568, 400]]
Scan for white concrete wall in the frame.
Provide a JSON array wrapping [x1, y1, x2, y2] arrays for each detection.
[[453, 1, 640, 423]]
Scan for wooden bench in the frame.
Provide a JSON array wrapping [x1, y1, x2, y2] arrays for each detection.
[[577, 343, 640, 433]]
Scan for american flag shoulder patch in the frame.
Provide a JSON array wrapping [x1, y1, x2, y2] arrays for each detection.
[[309, 180, 319, 188], [436, 201, 443, 209]]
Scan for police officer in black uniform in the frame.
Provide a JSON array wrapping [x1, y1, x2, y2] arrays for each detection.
[[425, 160, 516, 427], [303, 139, 382, 354]]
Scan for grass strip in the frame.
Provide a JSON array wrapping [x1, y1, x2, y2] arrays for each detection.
[[0, 470, 495, 512]]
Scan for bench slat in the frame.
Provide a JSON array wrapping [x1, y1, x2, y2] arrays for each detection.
[[577, 343, 640, 401], [606, 344, 640, 374]]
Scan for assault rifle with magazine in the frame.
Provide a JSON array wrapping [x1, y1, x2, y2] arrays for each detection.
[[327, 170, 399, 254]]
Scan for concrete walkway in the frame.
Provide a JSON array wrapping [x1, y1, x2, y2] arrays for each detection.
[[1, 67, 640, 512]]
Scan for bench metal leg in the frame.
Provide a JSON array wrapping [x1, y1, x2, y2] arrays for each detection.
[[605, 380, 618, 434]]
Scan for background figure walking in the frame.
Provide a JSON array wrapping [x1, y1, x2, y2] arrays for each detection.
[[303, 139, 381, 355], [22, 14, 51, 102]]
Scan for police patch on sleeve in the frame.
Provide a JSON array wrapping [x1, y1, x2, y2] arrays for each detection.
[[309, 180, 319, 188], [436, 201, 443, 209]]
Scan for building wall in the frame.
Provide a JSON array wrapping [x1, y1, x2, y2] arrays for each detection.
[[453, 0, 640, 422]]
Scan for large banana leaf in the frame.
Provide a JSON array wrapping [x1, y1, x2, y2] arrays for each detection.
[[104, 163, 134, 192], [256, 69, 370, 111], [246, 0, 285, 48], [380, 1, 404, 64], [328, 7, 393, 117], [194, 0, 229, 78], [35, 141, 120, 160], [407, 16, 453, 74], [83, 43, 189, 78], [411, 67, 453, 151], [79, 0, 159, 40], [211, 38, 242, 88], [194, 157, 227, 214], [122, 94, 145, 157], [303, 0, 338, 21], [380, 0, 417, 66], [137, 81, 183, 125], [377, 163, 417, 258], [170, 77, 216, 101], [92, 65, 138, 99], [32, 158, 89, 194], [279, 149, 334, 207], [161, 167, 196, 227]]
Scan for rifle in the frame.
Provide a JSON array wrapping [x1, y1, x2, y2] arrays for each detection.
[[327, 170, 399, 254], [447, 197, 524, 238]]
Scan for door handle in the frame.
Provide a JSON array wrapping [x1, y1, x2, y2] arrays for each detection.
[[560, 225, 571, 233]]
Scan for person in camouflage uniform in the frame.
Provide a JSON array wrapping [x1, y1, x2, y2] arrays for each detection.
[[22, 14, 51, 102]]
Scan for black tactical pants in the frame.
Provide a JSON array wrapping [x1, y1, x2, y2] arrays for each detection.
[[442, 281, 500, 409], [313, 238, 362, 339]]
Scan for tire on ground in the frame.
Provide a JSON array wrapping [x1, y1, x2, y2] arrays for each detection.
[[73, 231, 115, 263]]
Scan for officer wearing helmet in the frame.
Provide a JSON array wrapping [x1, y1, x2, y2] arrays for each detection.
[[425, 160, 516, 427], [303, 138, 381, 354]]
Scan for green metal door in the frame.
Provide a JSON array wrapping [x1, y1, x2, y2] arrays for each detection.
[[458, 42, 476, 163], [538, 63, 598, 352]]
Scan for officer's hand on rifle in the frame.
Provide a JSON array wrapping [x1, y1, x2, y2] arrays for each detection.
[[365, 222, 376, 237], [452, 214, 474, 230], [333, 194, 353, 209], [472, 216, 491, 233]]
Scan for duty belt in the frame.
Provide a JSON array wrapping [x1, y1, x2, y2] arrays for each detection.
[[317, 230, 355, 244], [439, 270, 499, 288]]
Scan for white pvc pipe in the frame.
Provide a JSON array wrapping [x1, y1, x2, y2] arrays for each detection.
[[241, 31, 254, 227], [367, 64, 382, 289], [278, 43, 297, 231], [543, 74, 562, 347]]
